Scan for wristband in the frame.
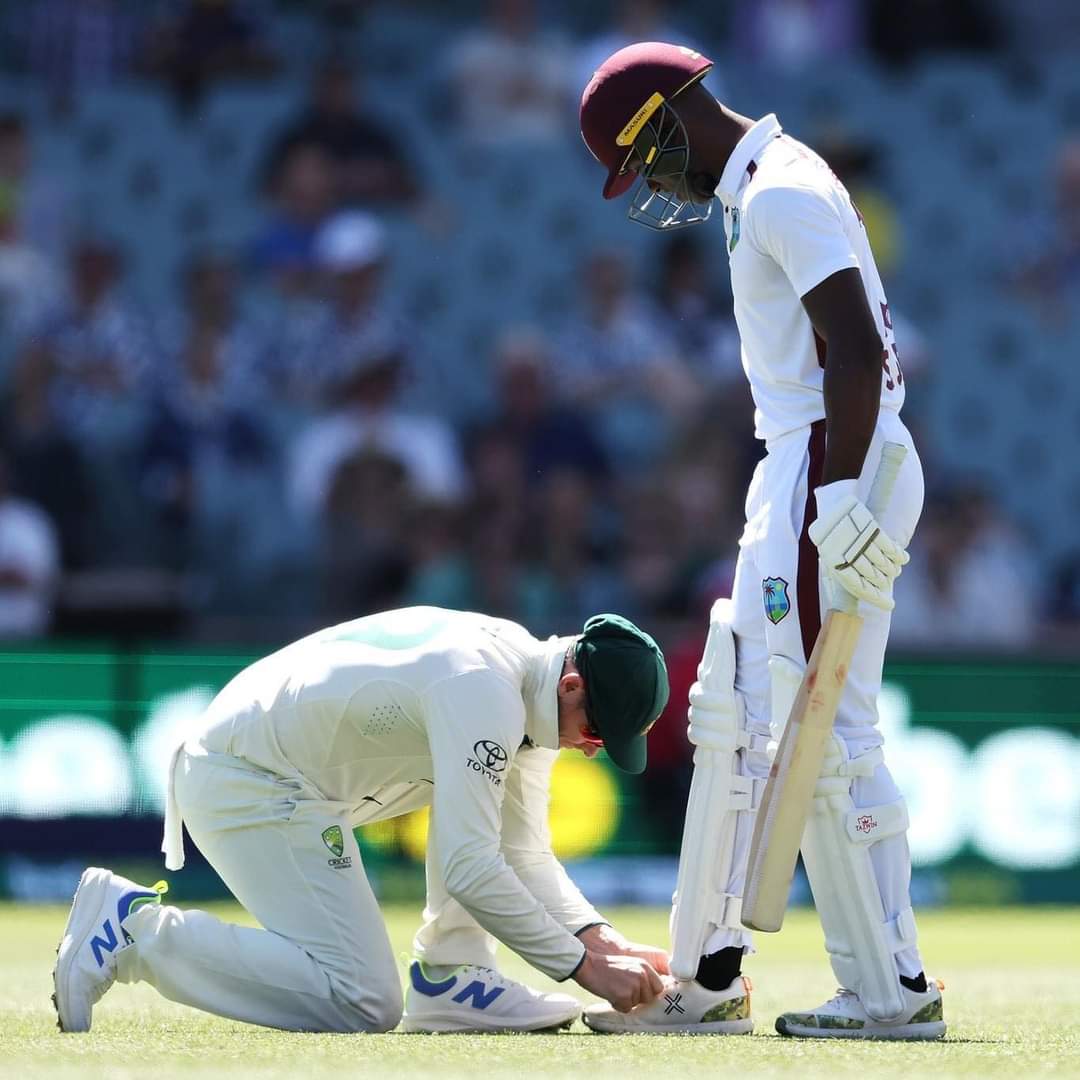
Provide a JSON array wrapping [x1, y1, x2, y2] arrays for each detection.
[[813, 478, 858, 524]]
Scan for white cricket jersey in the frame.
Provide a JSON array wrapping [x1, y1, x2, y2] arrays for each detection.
[[714, 114, 905, 443], [183, 607, 601, 980]]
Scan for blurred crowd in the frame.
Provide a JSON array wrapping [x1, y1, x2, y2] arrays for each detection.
[[0, 0, 1076, 666]]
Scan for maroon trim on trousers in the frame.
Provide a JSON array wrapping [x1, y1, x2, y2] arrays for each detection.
[[797, 420, 827, 661]]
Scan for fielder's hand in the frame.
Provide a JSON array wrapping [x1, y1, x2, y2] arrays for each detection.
[[573, 951, 664, 1013], [577, 923, 671, 976], [809, 481, 908, 611]]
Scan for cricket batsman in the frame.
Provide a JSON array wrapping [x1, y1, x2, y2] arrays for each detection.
[[578, 43, 945, 1038], [53, 607, 671, 1033]]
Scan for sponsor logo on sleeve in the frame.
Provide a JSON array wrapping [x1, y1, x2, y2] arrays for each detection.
[[466, 740, 508, 786]]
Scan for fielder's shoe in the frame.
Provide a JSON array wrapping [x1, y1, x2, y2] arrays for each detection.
[[53, 867, 166, 1033], [402, 960, 581, 1033], [582, 975, 753, 1035], [776, 978, 946, 1040]]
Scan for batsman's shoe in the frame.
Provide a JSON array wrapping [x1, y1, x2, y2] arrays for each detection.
[[582, 975, 753, 1034], [53, 867, 166, 1033], [402, 960, 581, 1033], [776, 978, 945, 1040]]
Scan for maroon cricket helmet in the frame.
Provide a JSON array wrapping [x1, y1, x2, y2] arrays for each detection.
[[580, 42, 714, 200]]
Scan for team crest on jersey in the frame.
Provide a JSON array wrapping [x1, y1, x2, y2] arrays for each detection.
[[762, 577, 790, 624], [728, 207, 740, 252], [321, 825, 352, 868]]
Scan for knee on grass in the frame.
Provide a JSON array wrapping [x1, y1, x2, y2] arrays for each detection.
[[332, 978, 403, 1034]]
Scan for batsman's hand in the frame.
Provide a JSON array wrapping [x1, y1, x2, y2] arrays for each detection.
[[809, 481, 908, 611], [577, 923, 671, 976], [573, 951, 664, 1013]]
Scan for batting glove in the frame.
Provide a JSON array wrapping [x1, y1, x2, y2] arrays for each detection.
[[809, 480, 908, 611]]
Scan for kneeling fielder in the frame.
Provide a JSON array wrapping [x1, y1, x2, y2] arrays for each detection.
[[54, 607, 672, 1033], [579, 43, 944, 1038]]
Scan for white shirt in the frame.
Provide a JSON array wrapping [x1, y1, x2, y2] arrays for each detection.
[[288, 407, 467, 517], [889, 539, 1037, 648], [185, 607, 600, 980], [716, 115, 905, 443], [450, 27, 571, 144], [0, 497, 60, 637]]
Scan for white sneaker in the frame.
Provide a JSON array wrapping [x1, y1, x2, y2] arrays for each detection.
[[53, 867, 166, 1033], [776, 979, 946, 1040], [582, 975, 753, 1035], [401, 961, 581, 1033]]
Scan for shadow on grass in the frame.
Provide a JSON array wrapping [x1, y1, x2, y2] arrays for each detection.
[[546, 1032, 1006, 1045]]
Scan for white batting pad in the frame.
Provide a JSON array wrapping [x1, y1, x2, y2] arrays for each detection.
[[799, 735, 912, 1021]]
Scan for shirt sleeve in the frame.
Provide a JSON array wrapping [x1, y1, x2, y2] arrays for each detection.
[[424, 670, 586, 981], [748, 184, 860, 299], [500, 745, 606, 934]]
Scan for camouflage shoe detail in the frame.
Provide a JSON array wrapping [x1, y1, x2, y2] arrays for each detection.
[[817, 1014, 866, 1030], [908, 997, 944, 1025], [778, 1012, 865, 1032], [702, 994, 751, 1023]]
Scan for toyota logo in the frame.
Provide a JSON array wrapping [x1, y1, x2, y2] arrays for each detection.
[[473, 740, 508, 771]]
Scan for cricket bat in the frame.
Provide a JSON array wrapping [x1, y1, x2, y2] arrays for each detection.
[[741, 441, 907, 934]]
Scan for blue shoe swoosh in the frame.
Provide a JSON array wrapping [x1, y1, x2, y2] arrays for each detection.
[[117, 889, 159, 924], [117, 887, 161, 945], [410, 961, 458, 998]]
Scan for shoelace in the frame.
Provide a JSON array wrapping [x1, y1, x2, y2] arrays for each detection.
[[402, 955, 516, 988], [822, 980, 943, 1013], [458, 965, 514, 990], [823, 987, 858, 1010]]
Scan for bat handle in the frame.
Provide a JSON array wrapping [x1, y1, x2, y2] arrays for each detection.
[[832, 441, 907, 615], [867, 441, 907, 519]]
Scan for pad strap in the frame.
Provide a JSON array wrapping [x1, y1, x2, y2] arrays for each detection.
[[813, 746, 884, 799], [844, 799, 909, 846], [885, 906, 918, 953], [704, 893, 744, 932]]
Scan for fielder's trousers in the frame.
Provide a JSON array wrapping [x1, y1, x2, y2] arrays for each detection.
[[119, 745, 404, 1032]]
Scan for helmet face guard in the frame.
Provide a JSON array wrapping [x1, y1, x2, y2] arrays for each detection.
[[622, 99, 713, 231]]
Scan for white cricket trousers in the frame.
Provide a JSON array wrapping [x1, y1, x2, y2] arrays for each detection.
[[116, 745, 403, 1032], [702, 410, 927, 980]]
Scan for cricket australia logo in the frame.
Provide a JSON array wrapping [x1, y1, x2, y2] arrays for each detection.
[[762, 577, 791, 625], [322, 825, 344, 857], [466, 740, 508, 786], [321, 825, 352, 869]]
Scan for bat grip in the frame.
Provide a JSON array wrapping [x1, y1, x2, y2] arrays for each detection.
[[867, 441, 907, 519]]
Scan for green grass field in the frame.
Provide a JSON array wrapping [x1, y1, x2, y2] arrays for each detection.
[[2, 902, 1078, 1079]]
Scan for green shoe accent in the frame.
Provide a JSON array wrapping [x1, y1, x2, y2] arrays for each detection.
[[817, 1014, 866, 1030], [128, 880, 167, 915], [416, 959, 466, 980], [778, 1012, 865, 1030], [702, 995, 750, 1023], [909, 998, 944, 1025]]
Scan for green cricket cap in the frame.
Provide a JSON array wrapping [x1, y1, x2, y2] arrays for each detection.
[[574, 613, 670, 775]]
